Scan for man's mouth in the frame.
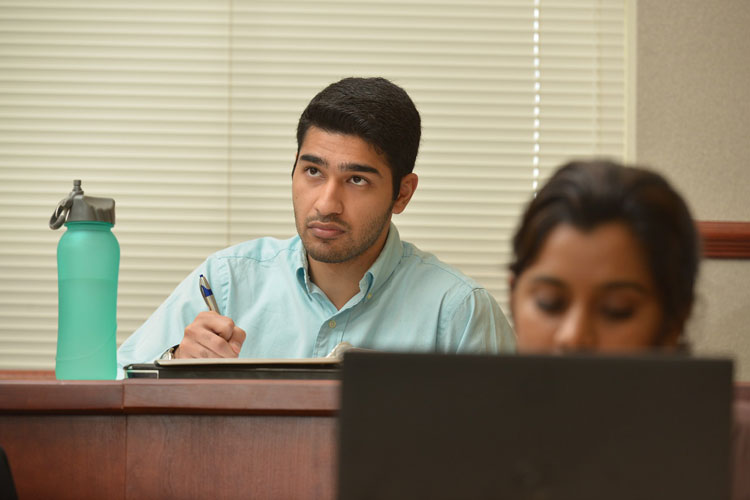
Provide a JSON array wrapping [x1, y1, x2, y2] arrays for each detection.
[[308, 222, 346, 239]]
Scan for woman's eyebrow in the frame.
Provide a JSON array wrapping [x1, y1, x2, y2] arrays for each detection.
[[601, 281, 649, 294], [530, 275, 566, 287]]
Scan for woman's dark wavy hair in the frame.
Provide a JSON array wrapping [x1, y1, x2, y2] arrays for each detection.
[[295, 77, 421, 200], [510, 160, 701, 335]]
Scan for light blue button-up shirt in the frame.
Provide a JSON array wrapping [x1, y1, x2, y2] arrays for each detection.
[[116, 224, 515, 376]]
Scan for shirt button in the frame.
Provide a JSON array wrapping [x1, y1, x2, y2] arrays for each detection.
[[329, 320, 336, 328]]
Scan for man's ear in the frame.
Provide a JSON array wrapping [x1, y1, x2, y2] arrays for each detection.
[[392, 173, 418, 214]]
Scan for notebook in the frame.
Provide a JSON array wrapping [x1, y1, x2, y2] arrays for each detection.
[[338, 352, 733, 500]]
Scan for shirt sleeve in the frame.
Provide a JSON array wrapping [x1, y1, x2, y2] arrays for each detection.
[[439, 288, 517, 354]]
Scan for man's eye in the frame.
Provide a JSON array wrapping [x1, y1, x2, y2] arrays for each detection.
[[305, 167, 320, 176], [350, 175, 368, 185]]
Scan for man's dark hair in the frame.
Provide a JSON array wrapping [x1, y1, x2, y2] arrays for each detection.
[[295, 77, 421, 199], [510, 160, 700, 339]]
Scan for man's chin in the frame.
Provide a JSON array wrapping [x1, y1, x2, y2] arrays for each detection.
[[302, 238, 350, 264], [306, 249, 353, 264]]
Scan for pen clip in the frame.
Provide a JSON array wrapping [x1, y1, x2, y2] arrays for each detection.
[[200, 283, 211, 300], [199, 274, 211, 297], [199, 274, 220, 314]]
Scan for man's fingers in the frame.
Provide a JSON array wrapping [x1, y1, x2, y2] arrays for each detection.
[[228, 326, 246, 355], [205, 313, 246, 357], [178, 334, 227, 358], [180, 311, 242, 358], [196, 311, 236, 341]]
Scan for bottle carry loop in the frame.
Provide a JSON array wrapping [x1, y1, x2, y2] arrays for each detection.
[[49, 180, 83, 230]]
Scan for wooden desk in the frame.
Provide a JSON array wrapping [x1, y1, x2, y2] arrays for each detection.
[[0, 378, 339, 500], [3, 374, 748, 500]]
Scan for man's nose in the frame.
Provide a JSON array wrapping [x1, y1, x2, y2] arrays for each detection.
[[314, 180, 344, 216], [554, 306, 597, 352]]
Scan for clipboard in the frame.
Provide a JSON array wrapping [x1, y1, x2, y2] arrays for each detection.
[[124, 357, 342, 380], [124, 342, 370, 380]]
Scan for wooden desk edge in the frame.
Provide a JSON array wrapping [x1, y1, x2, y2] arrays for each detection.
[[1, 373, 746, 414], [0, 380, 124, 413], [0, 378, 340, 415]]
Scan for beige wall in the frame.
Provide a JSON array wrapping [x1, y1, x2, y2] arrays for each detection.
[[636, 0, 750, 379]]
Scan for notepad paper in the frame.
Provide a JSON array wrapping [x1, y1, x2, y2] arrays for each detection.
[[155, 341, 374, 367]]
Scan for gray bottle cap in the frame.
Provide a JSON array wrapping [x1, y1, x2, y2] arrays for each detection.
[[49, 180, 116, 229]]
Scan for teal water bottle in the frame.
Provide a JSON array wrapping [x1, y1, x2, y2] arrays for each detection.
[[49, 180, 119, 380]]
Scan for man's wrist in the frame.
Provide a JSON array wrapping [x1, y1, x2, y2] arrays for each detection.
[[159, 345, 179, 360]]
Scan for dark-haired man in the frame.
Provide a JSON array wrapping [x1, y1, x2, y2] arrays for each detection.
[[117, 77, 515, 374]]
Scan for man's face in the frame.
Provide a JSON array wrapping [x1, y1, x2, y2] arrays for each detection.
[[292, 126, 403, 266]]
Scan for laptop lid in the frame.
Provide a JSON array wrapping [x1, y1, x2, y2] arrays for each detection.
[[338, 352, 733, 500]]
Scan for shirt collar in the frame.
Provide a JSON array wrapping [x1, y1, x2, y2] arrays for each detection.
[[293, 237, 312, 293], [293, 222, 404, 297], [362, 222, 403, 296]]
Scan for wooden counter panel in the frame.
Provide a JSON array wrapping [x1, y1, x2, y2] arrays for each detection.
[[0, 414, 126, 500], [122, 379, 340, 415], [736, 382, 750, 402], [125, 414, 337, 500]]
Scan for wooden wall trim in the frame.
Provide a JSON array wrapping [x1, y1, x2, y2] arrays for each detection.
[[698, 221, 750, 259]]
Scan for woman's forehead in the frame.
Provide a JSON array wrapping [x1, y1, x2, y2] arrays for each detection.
[[527, 222, 655, 289]]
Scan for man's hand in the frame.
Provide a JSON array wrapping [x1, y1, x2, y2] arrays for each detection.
[[175, 311, 246, 358]]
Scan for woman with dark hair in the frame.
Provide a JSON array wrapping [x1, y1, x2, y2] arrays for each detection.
[[510, 160, 698, 352], [509, 160, 748, 499]]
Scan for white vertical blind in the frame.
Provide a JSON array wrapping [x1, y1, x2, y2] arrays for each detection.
[[0, 0, 626, 370]]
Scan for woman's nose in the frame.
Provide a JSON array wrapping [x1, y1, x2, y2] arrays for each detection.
[[554, 307, 597, 352]]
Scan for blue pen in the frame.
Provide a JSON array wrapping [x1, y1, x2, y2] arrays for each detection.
[[199, 274, 220, 314]]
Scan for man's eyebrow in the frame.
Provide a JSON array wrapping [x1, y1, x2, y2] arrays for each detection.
[[340, 163, 382, 177], [299, 154, 327, 167], [299, 155, 383, 177]]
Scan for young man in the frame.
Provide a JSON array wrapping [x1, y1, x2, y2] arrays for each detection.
[[116, 77, 515, 373]]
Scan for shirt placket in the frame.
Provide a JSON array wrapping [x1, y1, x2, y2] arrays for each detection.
[[313, 308, 351, 357]]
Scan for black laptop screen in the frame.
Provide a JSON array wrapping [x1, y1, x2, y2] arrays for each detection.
[[338, 352, 732, 500]]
